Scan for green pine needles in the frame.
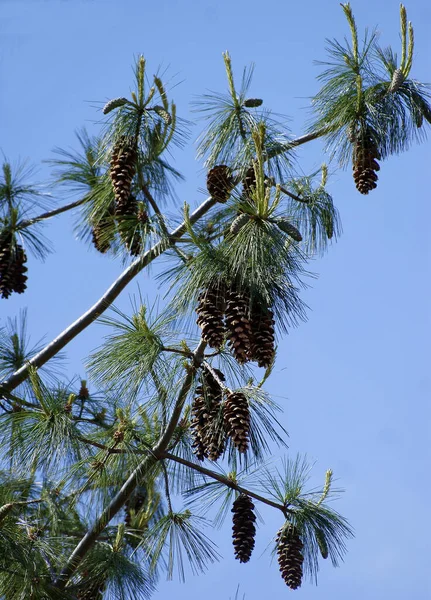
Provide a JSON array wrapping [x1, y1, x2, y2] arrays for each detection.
[[0, 4, 429, 598]]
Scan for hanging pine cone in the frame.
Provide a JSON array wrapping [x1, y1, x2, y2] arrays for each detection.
[[224, 391, 250, 453], [249, 304, 275, 369], [110, 136, 138, 210], [352, 131, 381, 195], [191, 369, 226, 461], [231, 493, 256, 563], [225, 288, 252, 364], [389, 68, 405, 93], [275, 219, 303, 242], [276, 524, 304, 590], [230, 213, 250, 236], [196, 284, 226, 350], [243, 98, 263, 108], [92, 202, 115, 254], [0, 237, 28, 299], [242, 166, 257, 198], [315, 528, 329, 559], [206, 165, 234, 203]]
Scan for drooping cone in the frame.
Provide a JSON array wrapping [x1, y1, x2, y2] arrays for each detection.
[[225, 288, 252, 364], [110, 136, 138, 210], [243, 98, 263, 108], [230, 213, 250, 236], [0, 237, 28, 299], [224, 391, 250, 453], [315, 528, 329, 559], [207, 165, 234, 203], [352, 131, 381, 195], [231, 493, 256, 563], [389, 68, 405, 93], [92, 202, 115, 253], [196, 284, 226, 350], [242, 166, 257, 198], [249, 305, 275, 369], [275, 219, 303, 242], [276, 524, 304, 590], [191, 369, 226, 461]]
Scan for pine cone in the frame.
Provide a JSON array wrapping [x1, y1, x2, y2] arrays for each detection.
[[152, 105, 172, 125], [316, 528, 329, 559], [352, 131, 381, 195], [196, 284, 226, 349], [225, 288, 252, 364], [275, 219, 303, 242], [243, 98, 263, 108], [389, 68, 405, 93], [207, 165, 234, 203], [110, 136, 138, 209], [77, 381, 90, 401], [191, 369, 226, 461], [231, 493, 256, 563], [276, 524, 304, 590], [224, 391, 250, 453], [249, 305, 275, 369], [230, 213, 250, 236], [0, 238, 28, 299], [92, 202, 115, 253], [102, 97, 129, 114], [242, 166, 257, 198]]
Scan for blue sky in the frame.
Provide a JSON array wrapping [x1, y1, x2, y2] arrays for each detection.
[[1, 0, 431, 598]]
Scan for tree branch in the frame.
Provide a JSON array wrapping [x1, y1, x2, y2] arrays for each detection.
[[162, 451, 288, 515], [54, 339, 204, 589], [18, 197, 88, 229], [0, 198, 216, 394]]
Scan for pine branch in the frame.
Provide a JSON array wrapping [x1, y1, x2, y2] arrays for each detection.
[[0, 198, 216, 395], [162, 451, 289, 515], [17, 197, 88, 229], [53, 339, 203, 590]]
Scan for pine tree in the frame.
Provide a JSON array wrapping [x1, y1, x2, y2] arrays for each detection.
[[0, 5, 429, 599]]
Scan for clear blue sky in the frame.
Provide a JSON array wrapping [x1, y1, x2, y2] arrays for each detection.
[[1, 0, 431, 598]]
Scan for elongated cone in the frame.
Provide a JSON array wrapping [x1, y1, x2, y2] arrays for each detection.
[[276, 524, 304, 590], [231, 493, 256, 563], [225, 288, 252, 364], [249, 305, 275, 368], [191, 369, 226, 461], [110, 136, 138, 210], [224, 391, 250, 453], [389, 68, 405, 93], [92, 202, 115, 253], [275, 219, 303, 242], [196, 284, 226, 349], [352, 130, 381, 195], [230, 213, 250, 236], [207, 165, 234, 203], [102, 97, 128, 114], [0, 237, 28, 299], [243, 98, 263, 108], [316, 528, 329, 559]]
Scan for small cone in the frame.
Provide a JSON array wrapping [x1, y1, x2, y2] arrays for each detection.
[[196, 284, 226, 349], [243, 98, 263, 108], [207, 165, 234, 203], [225, 288, 252, 364], [110, 136, 138, 210], [152, 105, 172, 125], [231, 493, 256, 563], [92, 202, 115, 253], [242, 166, 257, 198], [249, 305, 275, 369], [316, 528, 329, 559], [352, 131, 381, 195], [224, 391, 250, 453], [102, 97, 128, 114], [275, 219, 303, 242], [230, 213, 250, 236], [389, 68, 405, 93], [276, 524, 304, 590], [77, 381, 90, 401]]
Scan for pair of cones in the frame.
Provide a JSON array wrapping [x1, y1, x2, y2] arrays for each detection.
[[191, 369, 250, 459]]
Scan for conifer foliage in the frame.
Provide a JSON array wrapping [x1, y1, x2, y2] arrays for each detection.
[[0, 4, 429, 599]]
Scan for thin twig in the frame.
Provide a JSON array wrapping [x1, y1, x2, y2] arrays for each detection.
[[162, 451, 289, 516], [18, 197, 88, 229]]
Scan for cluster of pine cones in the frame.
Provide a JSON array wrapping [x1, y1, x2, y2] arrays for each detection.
[[196, 284, 275, 369], [191, 368, 250, 458], [94, 136, 148, 256], [0, 232, 28, 299], [230, 494, 305, 590]]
